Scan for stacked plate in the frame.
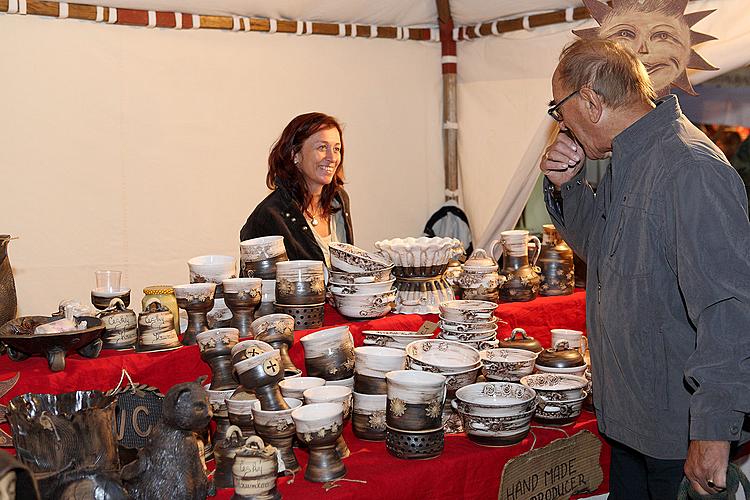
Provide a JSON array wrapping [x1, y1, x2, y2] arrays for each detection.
[[328, 243, 397, 319], [437, 300, 499, 350]]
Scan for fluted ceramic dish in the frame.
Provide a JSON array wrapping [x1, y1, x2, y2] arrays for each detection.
[[374, 237, 462, 269]]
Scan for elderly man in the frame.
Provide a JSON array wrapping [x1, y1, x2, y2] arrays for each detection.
[[541, 38, 750, 498]]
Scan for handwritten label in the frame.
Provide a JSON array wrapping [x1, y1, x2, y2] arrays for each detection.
[[499, 430, 602, 500]]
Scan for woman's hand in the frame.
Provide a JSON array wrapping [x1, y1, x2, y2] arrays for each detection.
[[541, 131, 585, 189]]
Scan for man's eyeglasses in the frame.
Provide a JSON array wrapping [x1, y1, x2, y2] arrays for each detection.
[[547, 89, 580, 122]]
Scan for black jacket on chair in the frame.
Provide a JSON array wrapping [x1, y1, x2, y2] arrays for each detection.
[[239, 187, 354, 262]]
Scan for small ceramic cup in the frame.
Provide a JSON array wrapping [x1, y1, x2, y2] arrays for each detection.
[[303, 385, 353, 458], [251, 398, 302, 472], [279, 377, 326, 400], [352, 392, 387, 441], [385, 370, 446, 433], [300, 326, 355, 381], [550, 329, 588, 355], [354, 346, 407, 395], [196, 327, 240, 391]]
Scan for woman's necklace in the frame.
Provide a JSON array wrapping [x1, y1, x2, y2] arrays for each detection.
[[305, 207, 325, 227]]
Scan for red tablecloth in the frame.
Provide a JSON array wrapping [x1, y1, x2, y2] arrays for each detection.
[[0, 290, 609, 499]]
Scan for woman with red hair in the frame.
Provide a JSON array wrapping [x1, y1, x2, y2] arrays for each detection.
[[240, 112, 354, 266]]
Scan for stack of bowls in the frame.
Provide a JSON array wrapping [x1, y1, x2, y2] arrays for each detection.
[[451, 382, 537, 446], [438, 299, 499, 350], [520, 373, 588, 425], [274, 260, 326, 330], [351, 346, 405, 441], [328, 243, 396, 320], [240, 236, 289, 279], [187, 255, 236, 328]]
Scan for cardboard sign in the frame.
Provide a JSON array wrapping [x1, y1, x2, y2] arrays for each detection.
[[498, 430, 603, 500]]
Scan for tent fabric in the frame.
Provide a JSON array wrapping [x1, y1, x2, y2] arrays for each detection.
[[2, 0, 750, 316]]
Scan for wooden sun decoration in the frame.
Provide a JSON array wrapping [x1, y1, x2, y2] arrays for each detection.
[[574, 0, 718, 95]]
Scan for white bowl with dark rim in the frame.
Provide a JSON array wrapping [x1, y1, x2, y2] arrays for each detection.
[[329, 242, 390, 273], [329, 279, 396, 295], [329, 265, 394, 284], [520, 373, 588, 401], [331, 289, 396, 319], [438, 316, 498, 333]]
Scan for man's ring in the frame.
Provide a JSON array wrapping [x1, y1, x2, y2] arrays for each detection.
[[707, 479, 716, 488]]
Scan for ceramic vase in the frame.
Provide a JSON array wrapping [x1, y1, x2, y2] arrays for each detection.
[[538, 224, 575, 296], [494, 230, 541, 302]]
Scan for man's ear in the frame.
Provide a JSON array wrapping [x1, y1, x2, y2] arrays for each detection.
[[579, 87, 603, 124]]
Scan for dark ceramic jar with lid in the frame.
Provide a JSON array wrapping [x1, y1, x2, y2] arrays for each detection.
[[535, 340, 586, 375], [497, 328, 543, 354]]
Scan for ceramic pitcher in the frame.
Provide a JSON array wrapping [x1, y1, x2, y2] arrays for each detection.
[[491, 230, 541, 302], [538, 224, 575, 296], [0, 235, 17, 327]]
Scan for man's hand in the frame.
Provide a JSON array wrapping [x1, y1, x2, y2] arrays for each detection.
[[684, 440, 731, 495], [541, 131, 585, 189]]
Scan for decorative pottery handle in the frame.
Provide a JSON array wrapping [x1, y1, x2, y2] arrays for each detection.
[[489, 239, 503, 261], [580, 336, 589, 356], [142, 297, 163, 311], [450, 399, 459, 412], [554, 339, 571, 351], [226, 425, 243, 441], [99, 297, 126, 316], [530, 236, 542, 267], [509, 327, 528, 340], [244, 435, 266, 449]]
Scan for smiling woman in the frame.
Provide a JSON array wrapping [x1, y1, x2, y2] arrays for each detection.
[[240, 112, 354, 267]]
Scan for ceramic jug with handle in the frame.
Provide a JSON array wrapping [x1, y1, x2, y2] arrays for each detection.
[[538, 224, 575, 296], [492, 230, 541, 302], [456, 248, 504, 302], [0, 235, 17, 327]]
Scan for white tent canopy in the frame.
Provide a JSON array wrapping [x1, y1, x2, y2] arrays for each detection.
[[2, 0, 750, 315]]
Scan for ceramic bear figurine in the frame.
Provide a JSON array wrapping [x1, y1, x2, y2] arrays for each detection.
[[121, 381, 212, 500]]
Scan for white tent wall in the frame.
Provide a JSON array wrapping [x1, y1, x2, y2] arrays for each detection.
[[0, 14, 444, 315], [458, 0, 750, 249]]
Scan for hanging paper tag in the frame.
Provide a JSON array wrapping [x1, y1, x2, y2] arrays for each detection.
[[416, 321, 439, 336]]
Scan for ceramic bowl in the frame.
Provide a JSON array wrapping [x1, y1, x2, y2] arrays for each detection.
[[204, 384, 238, 417], [439, 326, 498, 342], [331, 289, 396, 319], [325, 376, 354, 390], [443, 365, 482, 396], [196, 327, 239, 353], [329, 266, 394, 284], [520, 374, 588, 401], [438, 316, 498, 333], [240, 236, 287, 261], [188, 255, 237, 284], [362, 330, 434, 350], [173, 283, 217, 303], [231, 339, 274, 365], [299, 326, 352, 358], [279, 377, 326, 400], [222, 277, 262, 295], [303, 385, 353, 419], [533, 391, 587, 425], [354, 346, 407, 379], [451, 402, 535, 446], [250, 314, 295, 343], [329, 242, 390, 273], [328, 279, 396, 295], [275, 260, 326, 305], [250, 397, 303, 429], [405, 339, 481, 374], [534, 362, 588, 378], [439, 300, 497, 323], [291, 402, 344, 436], [480, 348, 538, 381], [439, 333, 499, 351], [300, 326, 355, 380], [453, 382, 538, 417], [385, 370, 446, 433]]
